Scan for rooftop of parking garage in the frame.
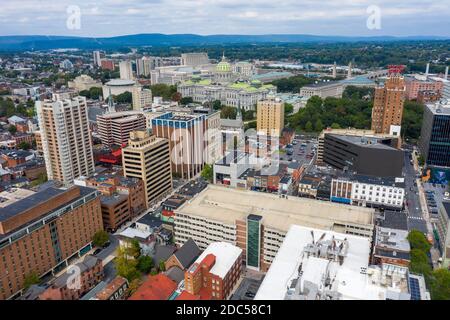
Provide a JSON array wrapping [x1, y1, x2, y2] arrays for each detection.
[[176, 185, 375, 232]]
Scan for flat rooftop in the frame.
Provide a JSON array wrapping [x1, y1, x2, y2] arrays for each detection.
[[255, 224, 414, 300], [0, 187, 64, 222], [331, 134, 397, 150], [176, 185, 374, 233], [0, 188, 35, 208], [193, 242, 242, 279], [426, 101, 450, 115]]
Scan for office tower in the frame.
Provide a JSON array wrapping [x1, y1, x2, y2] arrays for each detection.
[[132, 86, 152, 111], [136, 56, 159, 77], [371, 65, 406, 136], [96, 111, 146, 147], [181, 53, 209, 67], [122, 130, 173, 207], [36, 96, 95, 185], [119, 60, 134, 80], [93, 50, 105, 67], [151, 112, 207, 179], [418, 100, 450, 168], [257, 94, 285, 137], [0, 186, 103, 300]]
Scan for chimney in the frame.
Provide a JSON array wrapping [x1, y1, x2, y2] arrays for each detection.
[[445, 66, 449, 80], [347, 62, 352, 79], [425, 63, 430, 78], [332, 62, 337, 79]]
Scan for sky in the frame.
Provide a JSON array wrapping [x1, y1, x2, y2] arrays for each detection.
[[0, 0, 449, 37]]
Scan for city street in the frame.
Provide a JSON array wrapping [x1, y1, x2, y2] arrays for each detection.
[[403, 149, 429, 234]]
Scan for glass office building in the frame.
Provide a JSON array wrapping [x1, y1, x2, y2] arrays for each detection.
[[419, 101, 450, 168]]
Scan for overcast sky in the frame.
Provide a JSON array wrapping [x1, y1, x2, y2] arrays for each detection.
[[0, 0, 449, 37]]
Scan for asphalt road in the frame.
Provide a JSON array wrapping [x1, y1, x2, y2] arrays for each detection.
[[403, 150, 422, 218], [95, 234, 119, 260]]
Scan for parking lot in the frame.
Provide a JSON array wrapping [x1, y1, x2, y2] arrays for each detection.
[[279, 135, 318, 169], [423, 182, 447, 218]]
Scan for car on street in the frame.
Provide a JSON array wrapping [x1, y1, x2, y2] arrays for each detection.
[[93, 248, 102, 256]]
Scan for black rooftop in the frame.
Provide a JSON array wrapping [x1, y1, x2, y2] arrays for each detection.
[[378, 211, 408, 231], [0, 187, 64, 222], [173, 238, 202, 269]]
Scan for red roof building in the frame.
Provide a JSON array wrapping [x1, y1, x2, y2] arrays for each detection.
[[128, 274, 177, 300]]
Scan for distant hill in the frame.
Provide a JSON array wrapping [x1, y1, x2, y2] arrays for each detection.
[[0, 33, 448, 51]]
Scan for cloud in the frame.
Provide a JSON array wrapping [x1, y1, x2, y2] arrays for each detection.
[[0, 0, 449, 37]]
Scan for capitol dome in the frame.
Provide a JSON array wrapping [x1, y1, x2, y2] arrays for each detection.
[[216, 53, 231, 73]]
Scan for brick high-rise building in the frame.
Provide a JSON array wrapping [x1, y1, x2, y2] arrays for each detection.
[[0, 186, 103, 300], [122, 130, 172, 207], [257, 94, 285, 137], [371, 66, 406, 136], [36, 96, 95, 185]]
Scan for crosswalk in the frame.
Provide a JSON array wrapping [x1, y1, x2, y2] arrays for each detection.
[[408, 216, 425, 221]]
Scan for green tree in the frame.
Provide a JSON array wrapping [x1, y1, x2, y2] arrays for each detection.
[[212, 100, 222, 110], [17, 141, 31, 150], [115, 247, 140, 282], [305, 121, 313, 132], [128, 239, 141, 259], [315, 119, 324, 132], [331, 123, 341, 129], [244, 121, 257, 131], [92, 230, 109, 248], [201, 164, 213, 182], [430, 269, 450, 300], [271, 75, 314, 92], [149, 84, 177, 101], [137, 256, 154, 274], [408, 230, 431, 252], [220, 106, 237, 119], [158, 260, 166, 272], [89, 87, 103, 100], [115, 91, 132, 104], [79, 90, 91, 98], [284, 103, 294, 115], [409, 249, 431, 276], [8, 125, 17, 135], [180, 97, 194, 105], [23, 272, 40, 290]]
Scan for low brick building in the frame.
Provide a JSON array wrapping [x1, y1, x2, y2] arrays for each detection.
[[39, 255, 104, 300], [95, 276, 129, 300], [184, 242, 243, 300]]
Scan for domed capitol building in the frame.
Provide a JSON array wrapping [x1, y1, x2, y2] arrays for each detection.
[[178, 53, 276, 111]]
